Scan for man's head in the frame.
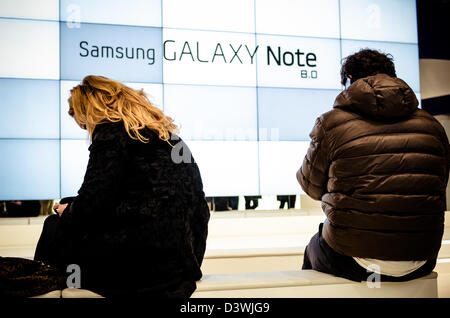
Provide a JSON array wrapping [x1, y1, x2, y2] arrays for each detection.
[[340, 49, 397, 86]]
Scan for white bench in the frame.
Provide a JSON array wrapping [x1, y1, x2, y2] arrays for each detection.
[[192, 270, 439, 298], [2, 211, 447, 298], [202, 211, 450, 275], [36, 270, 438, 298]]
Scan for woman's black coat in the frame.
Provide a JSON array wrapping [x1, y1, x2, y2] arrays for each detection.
[[39, 122, 210, 297]]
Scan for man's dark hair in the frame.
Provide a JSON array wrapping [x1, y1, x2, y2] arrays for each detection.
[[340, 48, 397, 86]]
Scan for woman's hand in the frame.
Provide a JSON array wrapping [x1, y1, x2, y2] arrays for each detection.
[[53, 203, 68, 216]]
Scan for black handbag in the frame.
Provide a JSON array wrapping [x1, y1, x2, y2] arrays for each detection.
[[0, 256, 65, 297]]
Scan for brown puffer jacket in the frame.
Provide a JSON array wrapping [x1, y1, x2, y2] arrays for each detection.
[[297, 73, 450, 261]]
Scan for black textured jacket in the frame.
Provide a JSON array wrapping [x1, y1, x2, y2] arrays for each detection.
[[58, 122, 210, 297], [297, 74, 450, 261]]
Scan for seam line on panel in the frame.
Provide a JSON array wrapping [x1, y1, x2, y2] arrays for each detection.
[[59, 1, 62, 199], [254, 0, 261, 195]]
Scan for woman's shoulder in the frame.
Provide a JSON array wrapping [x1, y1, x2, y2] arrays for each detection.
[[92, 121, 129, 144], [91, 122, 176, 150]]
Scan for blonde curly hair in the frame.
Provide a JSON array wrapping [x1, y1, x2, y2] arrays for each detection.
[[68, 75, 177, 143]]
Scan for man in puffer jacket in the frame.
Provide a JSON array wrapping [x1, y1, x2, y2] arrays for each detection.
[[297, 49, 450, 282]]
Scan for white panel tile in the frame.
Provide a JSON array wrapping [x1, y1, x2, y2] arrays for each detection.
[[60, 0, 161, 27], [0, 19, 59, 79], [340, 0, 418, 43], [259, 141, 309, 195], [0, 140, 60, 200], [0, 79, 59, 138], [187, 141, 259, 196], [163, 29, 257, 86], [163, 0, 255, 33], [257, 34, 341, 89], [0, 0, 59, 20], [256, 0, 340, 38], [258, 87, 338, 141], [164, 84, 257, 141], [60, 22, 162, 82]]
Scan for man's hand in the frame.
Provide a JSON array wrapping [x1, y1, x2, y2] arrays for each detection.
[[53, 203, 68, 216]]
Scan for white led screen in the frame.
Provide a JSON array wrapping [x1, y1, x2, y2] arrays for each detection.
[[0, 0, 420, 199]]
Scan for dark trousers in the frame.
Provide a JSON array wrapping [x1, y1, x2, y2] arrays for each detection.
[[244, 196, 261, 210], [34, 214, 197, 298], [34, 214, 73, 269], [277, 195, 296, 209], [302, 223, 437, 282]]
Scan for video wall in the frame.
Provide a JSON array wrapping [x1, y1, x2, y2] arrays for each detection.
[[0, 0, 420, 199]]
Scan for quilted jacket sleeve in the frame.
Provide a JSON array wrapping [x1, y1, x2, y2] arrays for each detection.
[[296, 117, 330, 200]]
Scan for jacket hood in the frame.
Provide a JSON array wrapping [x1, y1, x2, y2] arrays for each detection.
[[333, 73, 419, 121]]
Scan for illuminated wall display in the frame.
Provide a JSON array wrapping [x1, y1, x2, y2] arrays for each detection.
[[0, 0, 420, 199]]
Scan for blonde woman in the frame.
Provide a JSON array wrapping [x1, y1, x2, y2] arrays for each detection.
[[34, 75, 210, 298]]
